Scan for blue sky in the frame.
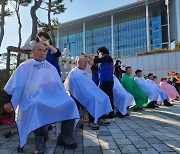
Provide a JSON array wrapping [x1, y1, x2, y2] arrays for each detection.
[[0, 0, 136, 62]]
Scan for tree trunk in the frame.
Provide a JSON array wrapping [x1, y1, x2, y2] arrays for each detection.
[[48, 0, 55, 46], [16, 4, 22, 67], [0, 0, 6, 47], [30, 0, 42, 41]]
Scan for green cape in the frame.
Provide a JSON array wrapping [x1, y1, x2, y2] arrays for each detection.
[[121, 74, 148, 109]]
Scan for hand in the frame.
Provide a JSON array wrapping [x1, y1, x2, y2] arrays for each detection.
[[122, 64, 126, 67], [40, 40, 50, 49], [4, 103, 13, 113]]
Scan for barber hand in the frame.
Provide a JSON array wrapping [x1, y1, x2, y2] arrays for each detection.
[[40, 40, 50, 49], [4, 103, 13, 113], [122, 64, 126, 67]]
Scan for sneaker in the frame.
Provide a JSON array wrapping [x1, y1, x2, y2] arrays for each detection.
[[57, 134, 77, 149], [164, 100, 173, 106], [88, 122, 99, 130], [97, 119, 110, 126]]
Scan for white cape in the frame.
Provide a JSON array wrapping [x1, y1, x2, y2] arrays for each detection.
[[134, 77, 161, 102], [64, 67, 112, 124], [145, 79, 170, 101], [113, 75, 136, 115], [4, 59, 79, 148]]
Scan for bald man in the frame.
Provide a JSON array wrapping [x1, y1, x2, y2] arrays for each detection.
[[3, 43, 79, 153], [64, 57, 112, 130]]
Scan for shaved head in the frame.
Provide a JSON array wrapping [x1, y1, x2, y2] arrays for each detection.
[[77, 57, 87, 70], [32, 43, 47, 61]]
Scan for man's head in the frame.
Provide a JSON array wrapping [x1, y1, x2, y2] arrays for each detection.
[[125, 66, 132, 75], [77, 57, 87, 70], [135, 69, 142, 77], [148, 73, 153, 80], [153, 76, 157, 82], [32, 43, 47, 61]]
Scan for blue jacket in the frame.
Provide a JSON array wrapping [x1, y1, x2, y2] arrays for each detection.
[[94, 55, 114, 82], [46, 49, 61, 75]]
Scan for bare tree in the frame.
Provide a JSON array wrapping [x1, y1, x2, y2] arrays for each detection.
[[30, 0, 43, 40], [0, 0, 13, 47]]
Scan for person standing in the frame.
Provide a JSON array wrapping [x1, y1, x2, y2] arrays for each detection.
[[94, 47, 114, 119], [114, 60, 126, 81], [172, 73, 180, 94]]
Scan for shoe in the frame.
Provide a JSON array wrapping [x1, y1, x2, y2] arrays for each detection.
[[97, 119, 110, 126], [34, 136, 46, 154], [164, 100, 173, 106], [88, 122, 99, 130], [116, 112, 125, 118], [125, 113, 129, 116], [57, 134, 77, 149]]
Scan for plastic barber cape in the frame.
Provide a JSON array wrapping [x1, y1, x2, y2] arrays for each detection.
[[134, 77, 161, 102], [4, 59, 79, 148], [113, 75, 136, 115], [145, 79, 170, 101], [64, 67, 112, 124]]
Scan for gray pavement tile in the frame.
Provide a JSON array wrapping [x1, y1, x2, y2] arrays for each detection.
[[127, 136, 144, 142], [97, 131, 111, 136], [133, 140, 152, 149], [159, 152, 178, 154], [123, 130, 138, 136], [98, 136, 114, 142], [74, 143, 83, 152], [138, 148, 159, 154], [0, 140, 19, 148], [144, 137, 163, 144], [83, 139, 99, 147], [109, 128, 122, 134], [119, 144, 139, 153], [171, 147, 180, 153], [44, 147, 55, 154], [0, 148, 16, 154], [155, 135, 174, 141], [83, 133, 98, 140], [151, 143, 174, 152], [111, 133, 127, 139], [102, 149, 122, 154], [46, 139, 57, 148], [114, 138, 132, 145], [63, 148, 74, 154], [54, 145, 64, 153], [84, 146, 102, 154], [163, 140, 180, 148], [138, 132, 154, 138], [100, 141, 118, 150], [74, 151, 83, 154]]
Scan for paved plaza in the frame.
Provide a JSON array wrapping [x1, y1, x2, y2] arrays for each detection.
[[0, 101, 180, 154]]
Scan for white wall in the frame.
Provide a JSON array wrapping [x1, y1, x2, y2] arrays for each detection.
[[120, 51, 180, 81]]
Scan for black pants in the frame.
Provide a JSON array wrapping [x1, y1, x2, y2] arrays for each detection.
[[175, 84, 180, 94], [34, 119, 75, 140], [99, 81, 114, 119]]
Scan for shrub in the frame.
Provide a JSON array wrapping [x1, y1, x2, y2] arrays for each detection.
[[0, 73, 11, 116]]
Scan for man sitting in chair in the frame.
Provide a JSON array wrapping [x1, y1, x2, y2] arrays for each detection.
[[64, 57, 112, 130], [4, 43, 79, 154]]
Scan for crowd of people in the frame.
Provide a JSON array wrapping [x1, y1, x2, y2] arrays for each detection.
[[2, 32, 180, 154]]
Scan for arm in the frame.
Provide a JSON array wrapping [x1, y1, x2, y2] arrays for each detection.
[[121, 68, 126, 73], [3, 91, 13, 113], [94, 56, 112, 63]]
